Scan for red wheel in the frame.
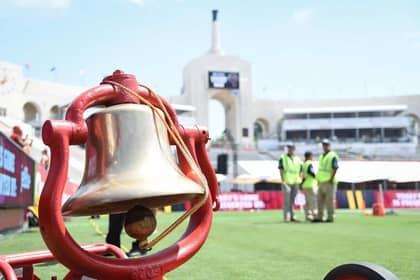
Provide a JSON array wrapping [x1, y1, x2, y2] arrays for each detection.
[[324, 262, 399, 280]]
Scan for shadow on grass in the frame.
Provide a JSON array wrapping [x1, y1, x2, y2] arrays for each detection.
[[22, 229, 40, 234], [253, 221, 318, 225], [252, 220, 283, 225], [35, 261, 59, 267]]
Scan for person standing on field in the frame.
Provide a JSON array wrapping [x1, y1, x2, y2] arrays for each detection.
[[301, 151, 317, 221], [278, 143, 303, 222], [313, 139, 339, 223]]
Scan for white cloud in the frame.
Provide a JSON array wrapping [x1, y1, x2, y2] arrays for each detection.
[[411, 41, 420, 49], [405, 31, 420, 40], [290, 8, 316, 24], [14, 0, 71, 9], [129, 0, 145, 7], [404, 31, 420, 49]]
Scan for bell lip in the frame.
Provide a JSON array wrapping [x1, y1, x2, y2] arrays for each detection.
[[61, 193, 204, 217], [61, 177, 205, 217]]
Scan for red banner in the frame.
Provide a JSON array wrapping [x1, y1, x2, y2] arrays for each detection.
[[215, 191, 420, 211], [376, 191, 420, 208], [0, 132, 35, 207], [219, 192, 307, 211]]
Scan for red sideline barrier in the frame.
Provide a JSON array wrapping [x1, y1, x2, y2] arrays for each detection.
[[0, 131, 77, 232], [219, 192, 307, 211], [376, 191, 420, 208], [218, 190, 420, 211], [0, 131, 36, 231]]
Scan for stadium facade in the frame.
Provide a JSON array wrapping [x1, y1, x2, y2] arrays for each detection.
[[170, 10, 420, 157], [1, 10, 420, 158]]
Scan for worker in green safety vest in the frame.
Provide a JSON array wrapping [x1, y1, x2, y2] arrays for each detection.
[[301, 151, 318, 221], [278, 143, 303, 222], [313, 139, 339, 223]]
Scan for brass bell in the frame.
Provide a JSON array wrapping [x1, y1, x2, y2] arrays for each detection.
[[61, 104, 204, 216]]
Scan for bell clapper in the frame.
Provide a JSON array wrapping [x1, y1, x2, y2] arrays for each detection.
[[124, 205, 157, 250]]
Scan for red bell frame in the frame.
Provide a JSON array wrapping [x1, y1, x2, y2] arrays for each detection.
[[0, 244, 127, 280], [36, 70, 220, 280]]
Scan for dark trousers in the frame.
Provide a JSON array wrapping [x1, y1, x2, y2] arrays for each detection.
[[106, 213, 125, 248], [106, 213, 139, 250]]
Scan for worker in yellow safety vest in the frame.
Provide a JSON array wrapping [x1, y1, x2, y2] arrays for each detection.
[[278, 143, 303, 222], [313, 139, 339, 223], [301, 151, 318, 221]]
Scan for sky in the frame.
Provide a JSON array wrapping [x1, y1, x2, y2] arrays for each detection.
[[1, 0, 420, 136]]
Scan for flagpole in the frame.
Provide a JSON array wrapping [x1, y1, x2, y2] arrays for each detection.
[[50, 66, 57, 82], [24, 63, 31, 76]]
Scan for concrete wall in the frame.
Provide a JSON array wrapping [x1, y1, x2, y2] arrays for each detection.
[[0, 62, 84, 133], [2, 59, 419, 150]]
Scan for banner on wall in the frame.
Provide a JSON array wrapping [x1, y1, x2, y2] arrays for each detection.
[[180, 190, 420, 212], [0, 132, 35, 208], [0, 131, 77, 209], [219, 192, 307, 211], [377, 191, 420, 208], [218, 190, 420, 211]]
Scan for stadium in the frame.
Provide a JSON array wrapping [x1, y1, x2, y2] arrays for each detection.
[[1, 3, 420, 280]]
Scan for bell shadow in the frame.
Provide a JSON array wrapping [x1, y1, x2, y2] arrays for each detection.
[[252, 221, 284, 225], [35, 261, 59, 267]]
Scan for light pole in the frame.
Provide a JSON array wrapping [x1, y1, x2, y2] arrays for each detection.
[[224, 129, 238, 178]]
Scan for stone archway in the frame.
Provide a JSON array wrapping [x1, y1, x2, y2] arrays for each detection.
[[208, 99, 226, 140], [23, 102, 40, 123], [210, 90, 238, 142], [23, 102, 41, 136], [254, 118, 270, 139], [49, 105, 61, 120]]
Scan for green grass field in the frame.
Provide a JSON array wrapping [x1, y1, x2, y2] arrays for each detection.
[[1, 210, 419, 280]]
